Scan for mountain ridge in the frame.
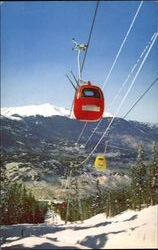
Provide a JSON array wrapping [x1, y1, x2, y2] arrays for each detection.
[[1, 103, 114, 120], [1, 113, 158, 198]]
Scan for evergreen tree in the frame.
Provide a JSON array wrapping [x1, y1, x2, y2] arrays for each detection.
[[147, 142, 158, 206], [104, 184, 130, 217], [0, 166, 48, 225], [130, 145, 148, 210], [94, 179, 102, 214]]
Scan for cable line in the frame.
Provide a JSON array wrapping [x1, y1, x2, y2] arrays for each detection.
[[103, 31, 157, 153], [75, 0, 100, 143], [76, 122, 88, 144], [74, 31, 157, 167], [84, 118, 108, 146], [103, 74, 158, 152], [123, 76, 158, 119], [101, 0, 143, 90], [80, 0, 100, 74], [85, 31, 157, 147], [109, 32, 156, 109], [77, 0, 143, 144]]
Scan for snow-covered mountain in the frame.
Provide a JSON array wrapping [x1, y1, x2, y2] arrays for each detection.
[[1, 103, 114, 120], [1, 103, 70, 120]]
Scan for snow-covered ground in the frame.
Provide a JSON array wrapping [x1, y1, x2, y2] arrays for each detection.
[[1, 205, 157, 249]]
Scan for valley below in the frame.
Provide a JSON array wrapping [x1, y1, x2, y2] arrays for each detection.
[[1, 114, 158, 200]]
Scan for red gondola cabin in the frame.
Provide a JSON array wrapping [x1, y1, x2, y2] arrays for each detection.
[[73, 81, 104, 122]]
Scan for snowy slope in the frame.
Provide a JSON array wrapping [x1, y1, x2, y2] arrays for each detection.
[[1, 205, 158, 249], [1, 103, 114, 120]]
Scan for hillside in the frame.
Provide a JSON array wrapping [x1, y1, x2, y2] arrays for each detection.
[[1, 103, 158, 200], [1, 205, 158, 249]]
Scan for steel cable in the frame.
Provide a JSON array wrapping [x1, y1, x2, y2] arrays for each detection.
[[74, 31, 157, 167], [77, 0, 143, 144], [84, 32, 156, 146]]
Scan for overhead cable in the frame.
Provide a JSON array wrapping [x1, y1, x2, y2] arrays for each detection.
[[80, 0, 100, 74], [77, 0, 143, 144], [109, 32, 156, 109], [76, 0, 100, 143], [101, 0, 143, 90], [75, 31, 157, 166], [85, 31, 157, 147], [103, 32, 158, 153], [123, 76, 158, 119]]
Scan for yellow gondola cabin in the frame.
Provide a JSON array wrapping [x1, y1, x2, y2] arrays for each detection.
[[94, 154, 106, 171]]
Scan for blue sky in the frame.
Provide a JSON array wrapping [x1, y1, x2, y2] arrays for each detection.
[[1, 1, 158, 123]]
